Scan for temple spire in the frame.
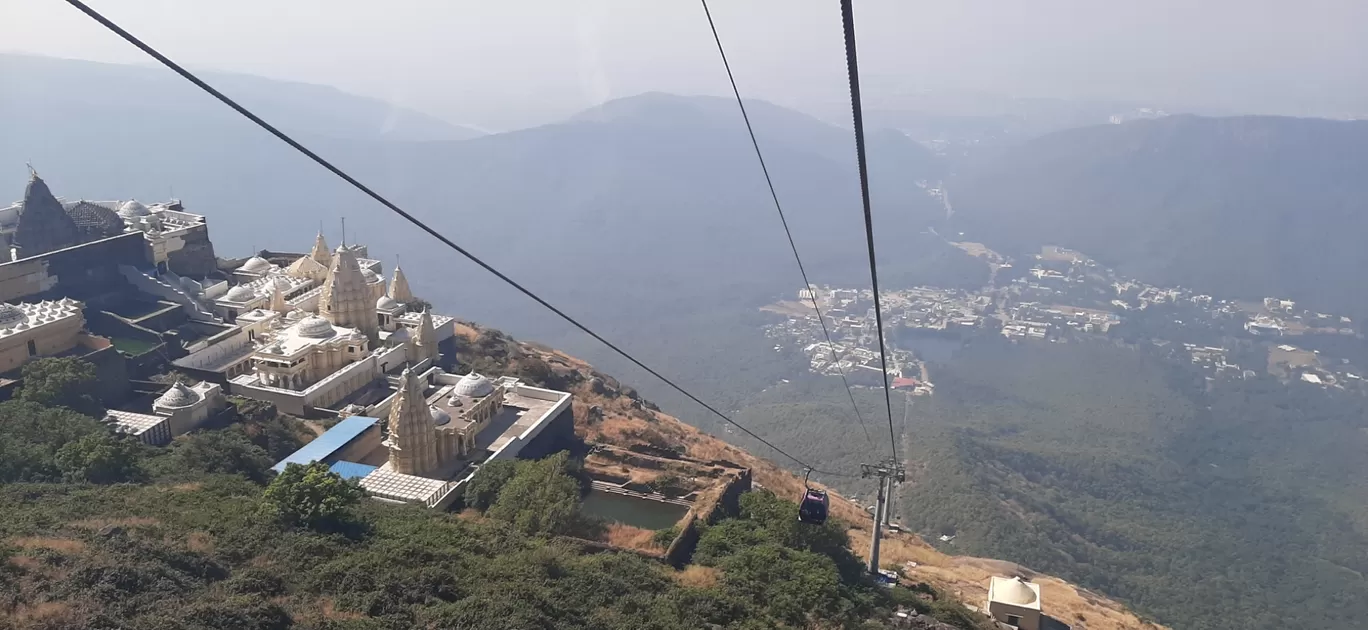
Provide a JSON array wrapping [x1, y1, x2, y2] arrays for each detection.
[[389, 264, 414, 302], [269, 283, 289, 313], [383, 367, 439, 476], [309, 230, 331, 266], [318, 245, 378, 341], [414, 308, 438, 363], [13, 172, 80, 258]]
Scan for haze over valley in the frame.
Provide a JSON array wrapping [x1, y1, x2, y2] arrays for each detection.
[[4, 3, 1368, 625]]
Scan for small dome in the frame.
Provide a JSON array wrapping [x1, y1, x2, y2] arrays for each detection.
[[266, 275, 292, 291], [994, 578, 1038, 606], [285, 309, 307, 322], [0, 304, 27, 328], [240, 256, 272, 273], [453, 372, 495, 398], [156, 382, 200, 408], [362, 269, 382, 284], [376, 295, 400, 310], [118, 200, 149, 218], [67, 202, 127, 238], [296, 315, 335, 338], [224, 285, 257, 302], [430, 405, 451, 426]]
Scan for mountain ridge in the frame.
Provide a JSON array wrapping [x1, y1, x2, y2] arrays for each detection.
[[0, 53, 484, 143]]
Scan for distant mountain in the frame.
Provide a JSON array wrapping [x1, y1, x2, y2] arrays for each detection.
[[951, 114, 1368, 317], [0, 54, 484, 143], [0, 57, 972, 438]]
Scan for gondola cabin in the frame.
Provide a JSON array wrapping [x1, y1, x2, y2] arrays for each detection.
[[798, 488, 829, 524]]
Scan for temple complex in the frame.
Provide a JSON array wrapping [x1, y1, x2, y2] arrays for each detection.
[[0, 171, 216, 275], [0, 170, 575, 511]]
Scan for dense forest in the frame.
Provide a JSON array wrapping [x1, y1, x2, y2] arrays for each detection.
[[892, 337, 1368, 630], [0, 358, 987, 630]]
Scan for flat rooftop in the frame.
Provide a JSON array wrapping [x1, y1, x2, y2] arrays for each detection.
[[361, 465, 452, 503], [271, 415, 379, 472], [104, 409, 166, 436], [427, 386, 564, 456]]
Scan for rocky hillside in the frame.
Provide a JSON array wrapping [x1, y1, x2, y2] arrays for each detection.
[[454, 322, 1166, 630]]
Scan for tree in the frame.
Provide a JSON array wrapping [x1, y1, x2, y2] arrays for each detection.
[[259, 462, 366, 531], [173, 429, 275, 484], [486, 452, 593, 536], [54, 433, 145, 483], [401, 298, 433, 313], [463, 459, 518, 512], [514, 355, 552, 385], [17, 357, 102, 416], [0, 400, 107, 482]]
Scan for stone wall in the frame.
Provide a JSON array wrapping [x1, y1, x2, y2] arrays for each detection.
[[80, 338, 131, 405], [516, 406, 576, 460], [163, 226, 217, 277], [0, 233, 150, 303], [665, 468, 752, 568]]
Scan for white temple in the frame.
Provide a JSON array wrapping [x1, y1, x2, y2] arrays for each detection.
[[173, 233, 454, 415]]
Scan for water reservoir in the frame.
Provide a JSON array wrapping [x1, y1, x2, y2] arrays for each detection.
[[581, 489, 688, 530]]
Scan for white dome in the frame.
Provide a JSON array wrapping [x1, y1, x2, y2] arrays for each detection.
[[268, 275, 293, 291], [285, 309, 307, 322], [156, 382, 200, 408], [0, 304, 26, 329], [224, 285, 257, 302], [430, 405, 451, 426], [453, 372, 495, 398], [376, 295, 400, 310], [240, 256, 272, 273], [296, 315, 335, 338], [362, 269, 382, 283], [118, 200, 149, 218], [993, 578, 1038, 607]]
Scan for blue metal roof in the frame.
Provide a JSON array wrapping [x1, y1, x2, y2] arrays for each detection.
[[271, 416, 380, 472], [329, 461, 378, 480]]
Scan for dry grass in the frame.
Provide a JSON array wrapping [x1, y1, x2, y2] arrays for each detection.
[[69, 516, 159, 530], [319, 598, 366, 621], [8, 555, 43, 570], [602, 523, 660, 553], [7, 601, 77, 625], [186, 531, 214, 554], [673, 565, 721, 588], [846, 527, 1166, 630], [8, 537, 87, 553], [452, 322, 480, 341], [455, 507, 484, 521]]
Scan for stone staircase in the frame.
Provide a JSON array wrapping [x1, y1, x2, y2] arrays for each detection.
[[119, 265, 222, 323]]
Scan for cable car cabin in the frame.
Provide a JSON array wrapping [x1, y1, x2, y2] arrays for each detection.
[[798, 488, 829, 525]]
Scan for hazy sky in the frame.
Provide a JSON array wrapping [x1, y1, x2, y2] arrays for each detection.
[[4, 0, 1366, 130]]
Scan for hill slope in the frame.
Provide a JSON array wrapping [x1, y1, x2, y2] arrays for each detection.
[[458, 323, 1162, 630], [894, 337, 1368, 630], [951, 115, 1368, 317]]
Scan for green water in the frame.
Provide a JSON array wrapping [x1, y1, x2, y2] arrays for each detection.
[[581, 489, 688, 530], [110, 337, 159, 355]]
